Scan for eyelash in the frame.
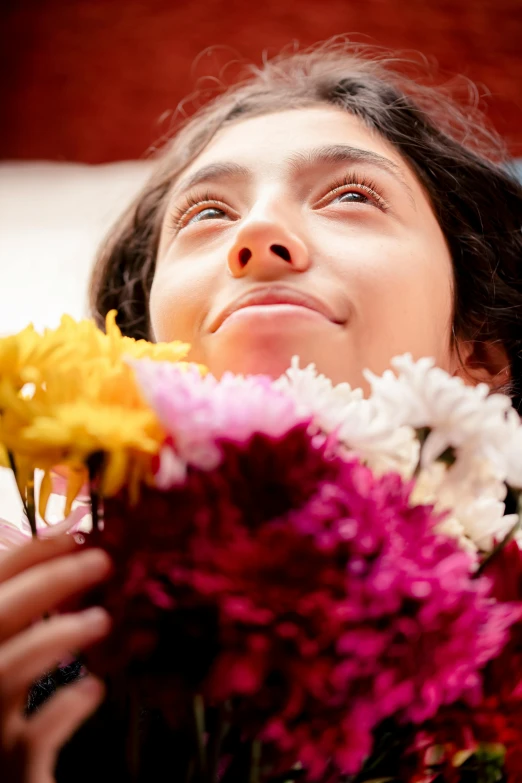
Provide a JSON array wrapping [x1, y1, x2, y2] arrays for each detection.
[[169, 172, 388, 233], [320, 172, 389, 211], [169, 191, 230, 233]]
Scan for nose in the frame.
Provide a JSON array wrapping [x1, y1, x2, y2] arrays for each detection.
[[227, 208, 310, 279]]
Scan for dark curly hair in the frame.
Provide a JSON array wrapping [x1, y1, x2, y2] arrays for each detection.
[[89, 40, 522, 409]]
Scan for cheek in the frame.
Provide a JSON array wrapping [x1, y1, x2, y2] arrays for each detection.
[[149, 263, 210, 344], [328, 233, 454, 366]]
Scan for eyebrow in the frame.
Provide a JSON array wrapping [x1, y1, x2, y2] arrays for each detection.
[[170, 144, 415, 203], [170, 162, 250, 201], [287, 144, 415, 204]]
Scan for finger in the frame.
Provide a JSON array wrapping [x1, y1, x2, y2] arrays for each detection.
[[24, 676, 105, 782], [0, 535, 77, 584], [0, 549, 112, 642], [0, 607, 111, 710]]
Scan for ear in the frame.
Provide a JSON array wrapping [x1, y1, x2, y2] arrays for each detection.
[[453, 339, 511, 390]]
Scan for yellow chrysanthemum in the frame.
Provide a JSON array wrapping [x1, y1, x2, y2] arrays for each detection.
[[0, 310, 206, 512]]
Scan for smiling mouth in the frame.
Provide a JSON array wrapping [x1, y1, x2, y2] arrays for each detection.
[[211, 286, 344, 333], [216, 302, 332, 331]]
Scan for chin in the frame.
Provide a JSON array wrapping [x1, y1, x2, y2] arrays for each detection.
[[200, 335, 333, 385], [195, 317, 354, 384], [205, 346, 295, 380]]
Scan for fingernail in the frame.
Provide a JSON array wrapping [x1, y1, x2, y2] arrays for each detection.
[[81, 606, 110, 631]]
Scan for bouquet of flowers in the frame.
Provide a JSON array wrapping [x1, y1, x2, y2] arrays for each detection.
[[2, 312, 522, 783]]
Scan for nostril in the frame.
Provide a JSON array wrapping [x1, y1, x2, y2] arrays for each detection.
[[270, 244, 291, 262], [238, 248, 252, 267]]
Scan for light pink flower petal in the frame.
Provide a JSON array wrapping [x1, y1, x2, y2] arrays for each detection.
[[130, 359, 309, 476], [0, 504, 92, 551], [0, 518, 31, 550], [37, 505, 92, 538], [49, 470, 90, 502]]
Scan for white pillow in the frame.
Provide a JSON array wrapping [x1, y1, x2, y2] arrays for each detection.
[[0, 160, 154, 333]]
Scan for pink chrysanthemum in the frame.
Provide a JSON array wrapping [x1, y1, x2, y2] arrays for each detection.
[[131, 360, 310, 479], [80, 415, 519, 780]]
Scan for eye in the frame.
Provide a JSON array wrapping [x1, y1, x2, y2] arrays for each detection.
[[316, 172, 389, 212], [169, 192, 235, 233], [331, 190, 371, 205], [188, 206, 228, 224]]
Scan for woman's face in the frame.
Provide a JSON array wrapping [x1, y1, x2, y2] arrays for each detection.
[[151, 107, 457, 391]]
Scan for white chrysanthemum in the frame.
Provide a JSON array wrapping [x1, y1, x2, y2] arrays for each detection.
[[336, 406, 419, 478], [410, 461, 448, 507], [273, 355, 362, 424], [275, 357, 418, 476], [409, 461, 473, 549], [330, 352, 521, 552], [442, 448, 508, 502], [366, 353, 490, 433], [364, 353, 518, 474], [452, 498, 519, 552], [410, 461, 517, 553], [278, 351, 522, 553]]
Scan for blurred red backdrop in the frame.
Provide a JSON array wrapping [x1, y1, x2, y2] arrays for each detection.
[[1, 0, 521, 163]]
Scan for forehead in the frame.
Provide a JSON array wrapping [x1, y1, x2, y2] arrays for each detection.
[[181, 106, 410, 179]]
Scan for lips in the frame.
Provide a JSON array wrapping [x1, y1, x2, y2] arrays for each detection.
[[210, 285, 344, 333]]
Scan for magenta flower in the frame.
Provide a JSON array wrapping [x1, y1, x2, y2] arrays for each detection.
[[79, 415, 519, 779]]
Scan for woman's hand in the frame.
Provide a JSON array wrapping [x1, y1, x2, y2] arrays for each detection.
[[0, 534, 112, 783]]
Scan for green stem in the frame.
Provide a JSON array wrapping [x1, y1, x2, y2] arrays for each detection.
[[90, 483, 100, 532], [207, 703, 230, 783], [87, 453, 102, 532], [412, 427, 430, 479], [26, 475, 37, 537], [193, 693, 207, 783], [7, 451, 36, 536], [249, 740, 262, 783]]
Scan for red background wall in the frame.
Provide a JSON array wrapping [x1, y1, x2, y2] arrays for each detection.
[[1, 0, 521, 164]]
